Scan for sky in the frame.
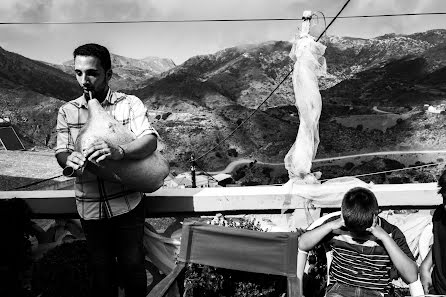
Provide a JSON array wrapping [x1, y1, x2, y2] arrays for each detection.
[[0, 0, 445, 65]]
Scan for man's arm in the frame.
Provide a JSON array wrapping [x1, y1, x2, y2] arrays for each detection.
[[420, 248, 433, 294], [298, 218, 343, 252], [55, 106, 86, 177], [119, 134, 157, 159], [84, 134, 157, 163], [85, 93, 158, 163], [367, 224, 418, 284]]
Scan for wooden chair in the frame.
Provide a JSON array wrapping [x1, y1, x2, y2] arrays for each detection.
[[147, 221, 300, 297]]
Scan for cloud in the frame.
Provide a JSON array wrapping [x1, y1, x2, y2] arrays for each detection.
[[2, 0, 444, 24], [0, 0, 161, 22], [0, 0, 445, 65]]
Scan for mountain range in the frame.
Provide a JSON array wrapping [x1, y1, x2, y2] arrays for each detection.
[[51, 53, 175, 90], [1, 29, 446, 173]]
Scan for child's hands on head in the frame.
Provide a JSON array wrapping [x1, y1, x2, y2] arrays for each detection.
[[329, 217, 345, 231], [366, 215, 388, 240]]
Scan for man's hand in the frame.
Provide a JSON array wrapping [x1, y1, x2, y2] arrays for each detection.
[[84, 140, 124, 163], [66, 151, 86, 170]]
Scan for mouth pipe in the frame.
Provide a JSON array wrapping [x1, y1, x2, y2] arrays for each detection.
[[62, 163, 86, 177]]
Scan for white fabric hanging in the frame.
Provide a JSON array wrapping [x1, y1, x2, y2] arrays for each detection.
[[284, 18, 326, 182]]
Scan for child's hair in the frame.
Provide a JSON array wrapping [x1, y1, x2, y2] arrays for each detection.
[[342, 187, 379, 233]]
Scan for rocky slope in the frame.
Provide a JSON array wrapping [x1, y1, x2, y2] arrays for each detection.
[[2, 29, 446, 174], [0, 46, 77, 147], [55, 53, 175, 90]]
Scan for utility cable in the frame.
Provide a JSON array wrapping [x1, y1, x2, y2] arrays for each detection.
[[321, 161, 446, 182], [194, 0, 351, 162], [0, 12, 444, 25], [8, 174, 64, 191], [194, 162, 220, 184], [263, 160, 446, 186]]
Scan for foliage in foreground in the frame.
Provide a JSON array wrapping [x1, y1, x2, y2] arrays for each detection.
[[183, 214, 286, 297]]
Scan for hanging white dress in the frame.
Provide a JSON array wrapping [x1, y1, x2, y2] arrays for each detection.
[[284, 32, 326, 181]]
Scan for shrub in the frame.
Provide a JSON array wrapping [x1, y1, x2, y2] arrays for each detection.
[[227, 148, 238, 157], [344, 162, 355, 171]]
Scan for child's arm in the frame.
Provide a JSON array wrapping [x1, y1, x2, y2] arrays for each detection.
[[298, 217, 344, 251], [420, 248, 433, 294], [366, 224, 418, 284]]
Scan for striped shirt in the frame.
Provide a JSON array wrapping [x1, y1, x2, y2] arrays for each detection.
[[322, 215, 415, 293], [55, 88, 159, 220]]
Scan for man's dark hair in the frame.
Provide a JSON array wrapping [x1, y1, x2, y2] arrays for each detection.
[[342, 187, 379, 234], [73, 43, 112, 71]]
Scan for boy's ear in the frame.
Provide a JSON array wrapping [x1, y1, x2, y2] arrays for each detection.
[[372, 214, 378, 227]]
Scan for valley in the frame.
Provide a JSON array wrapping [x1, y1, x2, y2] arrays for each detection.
[[1, 29, 446, 184]]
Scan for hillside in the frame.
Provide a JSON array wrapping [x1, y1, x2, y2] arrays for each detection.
[[322, 53, 446, 107], [0, 47, 78, 147], [56, 53, 175, 90], [0, 49, 174, 148], [0, 47, 79, 100], [127, 30, 446, 172], [1, 29, 446, 175]]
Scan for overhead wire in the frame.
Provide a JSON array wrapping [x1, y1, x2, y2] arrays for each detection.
[[194, 0, 352, 162], [320, 161, 446, 182], [5, 3, 443, 189], [194, 162, 220, 184], [0, 12, 445, 25], [263, 160, 446, 186]]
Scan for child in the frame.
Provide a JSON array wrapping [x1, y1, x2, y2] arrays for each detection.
[[420, 171, 446, 295], [298, 187, 418, 297]]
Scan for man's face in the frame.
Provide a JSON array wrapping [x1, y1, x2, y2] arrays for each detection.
[[74, 55, 111, 98]]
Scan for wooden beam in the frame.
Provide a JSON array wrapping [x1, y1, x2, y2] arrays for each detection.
[[0, 183, 442, 218]]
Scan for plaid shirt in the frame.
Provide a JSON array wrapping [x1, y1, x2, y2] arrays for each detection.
[[55, 89, 159, 220]]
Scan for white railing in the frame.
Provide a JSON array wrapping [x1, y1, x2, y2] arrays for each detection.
[[0, 183, 441, 294], [0, 182, 442, 218]]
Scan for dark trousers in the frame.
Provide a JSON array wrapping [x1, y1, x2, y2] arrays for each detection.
[[325, 282, 385, 297], [81, 201, 147, 297]]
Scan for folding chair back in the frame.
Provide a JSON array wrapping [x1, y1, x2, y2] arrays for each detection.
[[147, 221, 299, 297]]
